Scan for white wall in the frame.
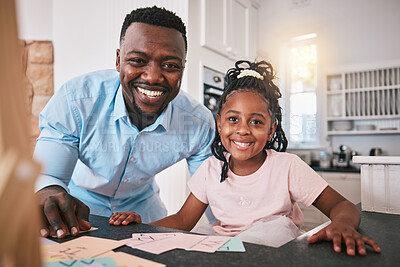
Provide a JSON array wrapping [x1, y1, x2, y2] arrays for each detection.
[[258, 0, 400, 156], [16, 0, 52, 40]]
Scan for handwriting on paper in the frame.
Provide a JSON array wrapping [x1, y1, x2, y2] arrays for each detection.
[[44, 256, 117, 267], [43, 236, 125, 261]]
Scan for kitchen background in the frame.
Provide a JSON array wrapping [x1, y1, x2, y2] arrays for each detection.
[[16, 0, 400, 228]]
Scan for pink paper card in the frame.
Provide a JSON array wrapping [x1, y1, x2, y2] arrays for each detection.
[[123, 232, 182, 253], [186, 236, 230, 253], [174, 234, 209, 249], [43, 236, 125, 261]]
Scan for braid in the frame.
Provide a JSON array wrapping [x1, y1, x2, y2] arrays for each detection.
[[211, 134, 229, 182], [211, 60, 288, 182]]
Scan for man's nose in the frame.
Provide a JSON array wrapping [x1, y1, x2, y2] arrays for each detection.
[[141, 63, 164, 84]]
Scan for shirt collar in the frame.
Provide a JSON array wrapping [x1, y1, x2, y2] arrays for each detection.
[[143, 102, 172, 133], [114, 84, 172, 132], [114, 84, 128, 121]]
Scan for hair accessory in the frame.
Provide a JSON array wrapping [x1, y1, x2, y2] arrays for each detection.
[[237, 69, 264, 80]]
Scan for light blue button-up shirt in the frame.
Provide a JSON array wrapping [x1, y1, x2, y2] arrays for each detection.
[[34, 70, 215, 223]]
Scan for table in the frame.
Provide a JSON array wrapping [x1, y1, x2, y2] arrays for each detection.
[[53, 209, 400, 266]]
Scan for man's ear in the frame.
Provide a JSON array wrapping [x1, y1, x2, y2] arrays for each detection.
[[116, 49, 120, 72]]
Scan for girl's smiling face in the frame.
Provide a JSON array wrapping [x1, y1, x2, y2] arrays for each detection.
[[217, 90, 277, 174]]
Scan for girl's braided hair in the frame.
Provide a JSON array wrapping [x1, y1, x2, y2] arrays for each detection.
[[211, 60, 288, 182]]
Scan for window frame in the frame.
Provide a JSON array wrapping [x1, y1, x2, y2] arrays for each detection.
[[280, 33, 324, 149]]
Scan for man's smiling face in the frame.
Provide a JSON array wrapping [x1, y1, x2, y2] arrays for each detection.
[[116, 22, 186, 116]]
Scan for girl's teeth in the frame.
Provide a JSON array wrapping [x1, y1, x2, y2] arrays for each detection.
[[138, 87, 163, 97], [233, 141, 251, 147]]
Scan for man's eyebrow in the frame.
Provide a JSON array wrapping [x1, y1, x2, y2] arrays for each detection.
[[127, 50, 147, 56], [127, 51, 183, 62]]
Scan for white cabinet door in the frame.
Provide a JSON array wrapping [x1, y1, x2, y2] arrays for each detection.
[[202, 0, 259, 60], [320, 172, 361, 204], [299, 171, 361, 231], [202, 0, 227, 56]]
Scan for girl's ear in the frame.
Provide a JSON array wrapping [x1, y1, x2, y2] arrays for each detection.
[[268, 121, 278, 140], [216, 114, 222, 133]]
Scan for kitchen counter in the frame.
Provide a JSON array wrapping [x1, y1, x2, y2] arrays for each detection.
[[51, 206, 399, 266], [311, 166, 360, 173]]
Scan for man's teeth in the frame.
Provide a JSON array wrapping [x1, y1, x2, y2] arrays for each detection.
[[138, 87, 163, 97], [233, 141, 251, 147]]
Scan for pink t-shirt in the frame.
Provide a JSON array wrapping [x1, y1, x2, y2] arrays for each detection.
[[187, 150, 328, 236]]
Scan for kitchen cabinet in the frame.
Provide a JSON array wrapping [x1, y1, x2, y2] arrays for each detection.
[[201, 0, 259, 61], [299, 171, 361, 231], [326, 63, 400, 136]]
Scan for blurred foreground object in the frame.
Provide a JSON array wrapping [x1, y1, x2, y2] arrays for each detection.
[[0, 0, 42, 266]]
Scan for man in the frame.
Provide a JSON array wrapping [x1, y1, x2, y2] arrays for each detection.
[[35, 6, 214, 239]]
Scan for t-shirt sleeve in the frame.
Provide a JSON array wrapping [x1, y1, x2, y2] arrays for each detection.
[[288, 155, 328, 207], [187, 159, 210, 205]]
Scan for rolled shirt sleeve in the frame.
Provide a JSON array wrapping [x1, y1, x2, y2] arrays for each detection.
[[34, 83, 80, 192]]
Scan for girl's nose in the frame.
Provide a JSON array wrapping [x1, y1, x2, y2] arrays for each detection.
[[235, 121, 250, 135], [141, 63, 164, 84]]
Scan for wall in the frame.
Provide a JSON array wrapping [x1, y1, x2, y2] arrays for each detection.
[[258, 0, 400, 156]]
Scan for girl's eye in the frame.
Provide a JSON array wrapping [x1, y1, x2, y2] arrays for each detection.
[[228, 117, 238, 122]]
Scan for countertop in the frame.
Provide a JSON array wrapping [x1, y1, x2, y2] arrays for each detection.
[[311, 166, 360, 173], [51, 207, 400, 266]]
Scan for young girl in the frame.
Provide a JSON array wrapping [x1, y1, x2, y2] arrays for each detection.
[[109, 60, 380, 256]]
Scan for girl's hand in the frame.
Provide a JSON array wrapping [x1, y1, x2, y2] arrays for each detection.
[[307, 220, 380, 256], [109, 212, 142, 226]]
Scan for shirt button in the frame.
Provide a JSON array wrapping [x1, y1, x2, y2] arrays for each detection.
[[130, 157, 135, 162], [123, 179, 128, 183], [112, 206, 116, 210], [137, 133, 142, 137]]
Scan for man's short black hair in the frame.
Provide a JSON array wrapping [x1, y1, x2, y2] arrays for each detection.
[[120, 6, 187, 52]]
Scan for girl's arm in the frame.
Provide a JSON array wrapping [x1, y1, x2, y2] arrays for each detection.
[[309, 186, 380, 256], [149, 193, 208, 231], [109, 193, 207, 230]]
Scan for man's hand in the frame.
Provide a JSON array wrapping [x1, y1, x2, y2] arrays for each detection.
[[36, 185, 91, 238]]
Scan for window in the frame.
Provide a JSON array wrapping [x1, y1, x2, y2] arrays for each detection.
[[282, 33, 319, 147]]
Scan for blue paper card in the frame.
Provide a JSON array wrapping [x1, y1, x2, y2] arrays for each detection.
[[217, 236, 246, 252], [45, 256, 117, 267]]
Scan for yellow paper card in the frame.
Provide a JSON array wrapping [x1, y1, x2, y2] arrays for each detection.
[[100, 251, 166, 267], [42, 236, 125, 261]]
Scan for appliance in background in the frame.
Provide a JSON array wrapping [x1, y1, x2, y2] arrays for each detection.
[[203, 67, 225, 118]]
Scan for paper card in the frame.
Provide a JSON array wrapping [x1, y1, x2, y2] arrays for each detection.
[[125, 232, 182, 247], [123, 233, 183, 254], [217, 236, 246, 252], [41, 237, 58, 246], [186, 236, 230, 253], [42, 236, 125, 261], [125, 233, 190, 254], [174, 233, 209, 249], [50, 227, 98, 238], [100, 251, 166, 267], [44, 257, 117, 267]]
